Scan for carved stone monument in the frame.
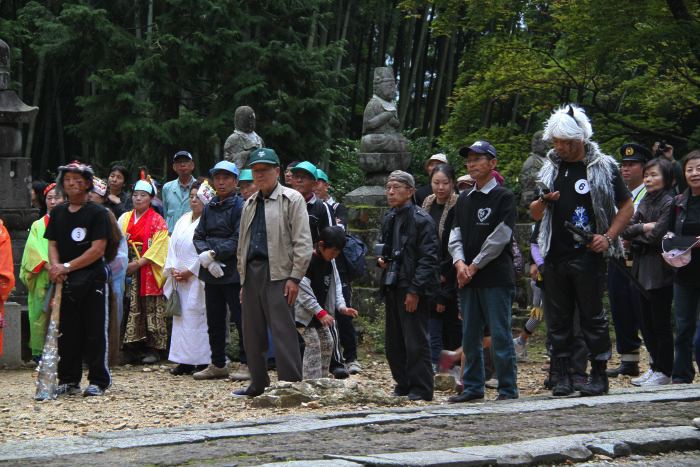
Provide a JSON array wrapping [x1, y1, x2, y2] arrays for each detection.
[[223, 105, 264, 169], [345, 67, 411, 205], [0, 39, 38, 303]]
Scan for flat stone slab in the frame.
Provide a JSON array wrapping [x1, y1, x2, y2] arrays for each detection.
[[1, 386, 699, 463], [344, 186, 387, 206], [327, 425, 700, 466]]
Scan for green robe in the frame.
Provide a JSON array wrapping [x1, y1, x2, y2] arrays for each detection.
[[20, 216, 50, 356]]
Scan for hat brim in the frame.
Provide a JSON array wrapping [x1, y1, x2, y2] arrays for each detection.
[[209, 168, 239, 177], [173, 156, 193, 162], [248, 160, 279, 167], [291, 168, 317, 180]]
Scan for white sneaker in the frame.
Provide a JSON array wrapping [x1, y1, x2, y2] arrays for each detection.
[[347, 360, 362, 375], [631, 368, 654, 386], [640, 371, 671, 386], [513, 338, 528, 362]]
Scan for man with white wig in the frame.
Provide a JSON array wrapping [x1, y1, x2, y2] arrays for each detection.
[[530, 104, 633, 397]]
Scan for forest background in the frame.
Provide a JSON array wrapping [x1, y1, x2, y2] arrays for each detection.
[[1, 0, 698, 199]]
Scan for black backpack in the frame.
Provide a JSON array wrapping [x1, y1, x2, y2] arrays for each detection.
[[342, 233, 367, 281]]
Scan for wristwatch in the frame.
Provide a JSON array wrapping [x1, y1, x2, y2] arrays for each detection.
[[63, 262, 71, 272]]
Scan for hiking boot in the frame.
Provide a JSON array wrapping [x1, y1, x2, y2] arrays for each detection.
[[82, 384, 105, 397], [572, 374, 588, 392], [579, 360, 609, 396], [448, 392, 484, 403], [640, 371, 671, 386], [193, 363, 229, 380], [56, 383, 81, 397], [513, 338, 528, 362], [631, 368, 654, 386], [229, 364, 251, 381], [346, 360, 362, 375], [552, 357, 573, 396], [232, 386, 263, 398], [606, 361, 639, 377], [495, 393, 518, 401]]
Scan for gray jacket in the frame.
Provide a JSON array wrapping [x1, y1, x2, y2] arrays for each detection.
[[295, 259, 346, 326], [621, 190, 674, 290]]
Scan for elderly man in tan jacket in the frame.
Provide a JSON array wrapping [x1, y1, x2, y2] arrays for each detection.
[[235, 148, 312, 397]]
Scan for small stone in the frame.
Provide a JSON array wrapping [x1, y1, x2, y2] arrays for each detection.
[[153, 419, 160, 424], [1, 407, 10, 413], [692, 417, 700, 429], [302, 401, 322, 409], [142, 367, 152, 373], [114, 422, 127, 430], [77, 421, 88, 427], [434, 374, 457, 392]]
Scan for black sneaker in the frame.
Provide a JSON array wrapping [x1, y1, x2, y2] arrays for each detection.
[[56, 383, 81, 397], [83, 384, 105, 397], [232, 387, 263, 398], [170, 364, 195, 376], [332, 366, 349, 379], [448, 392, 484, 403]]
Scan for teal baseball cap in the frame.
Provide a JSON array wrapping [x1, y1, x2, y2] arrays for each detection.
[[239, 169, 253, 182], [248, 148, 280, 167], [209, 160, 239, 177], [290, 161, 318, 180], [316, 168, 330, 183]]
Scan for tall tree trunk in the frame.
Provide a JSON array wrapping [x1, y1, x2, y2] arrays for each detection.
[[399, 6, 430, 127], [363, 23, 375, 110], [375, 4, 386, 65], [55, 96, 65, 165], [134, 0, 142, 39], [428, 35, 450, 139], [307, 8, 318, 50], [335, 0, 352, 74], [482, 98, 494, 128], [146, 0, 154, 43], [511, 93, 520, 125], [24, 53, 45, 159]]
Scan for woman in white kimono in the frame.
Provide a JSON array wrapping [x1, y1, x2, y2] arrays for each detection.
[[164, 180, 213, 375]]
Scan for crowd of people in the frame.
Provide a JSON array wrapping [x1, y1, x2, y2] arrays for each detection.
[[0, 102, 698, 403]]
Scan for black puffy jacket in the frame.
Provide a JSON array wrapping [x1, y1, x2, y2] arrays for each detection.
[[193, 194, 243, 284], [379, 204, 440, 297]]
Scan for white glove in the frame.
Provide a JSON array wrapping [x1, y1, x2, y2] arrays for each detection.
[[207, 261, 226, 278], [198, 250, 215, 268]]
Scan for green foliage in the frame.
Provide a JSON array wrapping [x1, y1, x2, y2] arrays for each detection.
[[355, 311, 386, 355], [327, 139, 363, 201]]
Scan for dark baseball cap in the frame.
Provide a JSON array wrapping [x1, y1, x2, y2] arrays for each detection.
[[459, 140, 497, 159], [173, 150, 193, 162], [620, 143, 651, 163]]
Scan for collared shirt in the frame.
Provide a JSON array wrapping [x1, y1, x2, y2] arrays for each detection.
[[467, 177, 498, 196], [247, 191, 269, 261], [162, 175, 195, 232]]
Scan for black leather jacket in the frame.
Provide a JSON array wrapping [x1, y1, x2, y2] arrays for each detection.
[[193, 194, 243, 284], [379, 204, 440, 296]]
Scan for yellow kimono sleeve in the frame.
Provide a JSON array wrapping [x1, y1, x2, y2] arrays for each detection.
[[144, 229, 170, 288]]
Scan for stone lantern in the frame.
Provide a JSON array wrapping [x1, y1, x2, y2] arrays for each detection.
[[0, 38, 39, 303]]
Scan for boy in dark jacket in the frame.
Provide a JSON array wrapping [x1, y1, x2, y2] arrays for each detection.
[[192, 161, 245, 380], [378, 170, 440, 402]]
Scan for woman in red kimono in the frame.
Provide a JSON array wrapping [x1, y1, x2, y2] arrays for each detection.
[[117, 179, 169, 364], [0, 218, 16, 356]]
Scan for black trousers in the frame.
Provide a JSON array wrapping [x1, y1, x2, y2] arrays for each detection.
[[544, 253, 611, 361], [640, 286, 674, 376], [335, 284, 358, 362], [204, 282, 245, 368], [607, 262, 643, 356], [58, 269, 111, 389], [384, 287, 434, 398]]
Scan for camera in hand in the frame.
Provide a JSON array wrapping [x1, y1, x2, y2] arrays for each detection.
[[655, 141, 668, 158], [374, 242, 402, 286]]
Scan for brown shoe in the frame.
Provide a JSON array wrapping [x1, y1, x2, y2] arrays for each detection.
[[229, 363, 251, 382], [193, 364, 229, 380]]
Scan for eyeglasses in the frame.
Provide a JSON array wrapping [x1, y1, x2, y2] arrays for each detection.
[[385, 184, 409, 192], [292, 173, 314, 181], [464, 156, 489, 165]]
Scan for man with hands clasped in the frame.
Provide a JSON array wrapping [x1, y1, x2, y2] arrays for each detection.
[[447, 141, 518, 403], [192, 161, 245, 380]]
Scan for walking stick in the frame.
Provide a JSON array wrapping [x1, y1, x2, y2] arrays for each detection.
[[35, 279, 63, 401]]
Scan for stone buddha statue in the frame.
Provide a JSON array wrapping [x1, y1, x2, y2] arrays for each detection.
[[360, 67, 408, 154], [223, 106, 264, 169]]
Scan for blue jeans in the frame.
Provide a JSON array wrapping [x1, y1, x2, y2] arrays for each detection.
[[459, 286, 517, 398], [428, 317, 443, 366], [673, 283, 700, 383]]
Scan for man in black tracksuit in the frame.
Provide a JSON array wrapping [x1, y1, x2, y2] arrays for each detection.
[[378, 170, 440, 402], [193, 161, 245, 380]]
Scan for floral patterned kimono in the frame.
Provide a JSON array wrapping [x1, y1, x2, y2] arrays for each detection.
[[118, 207, 169, 351], [0, 220, 15, 356], [19, 215, 51, 357]]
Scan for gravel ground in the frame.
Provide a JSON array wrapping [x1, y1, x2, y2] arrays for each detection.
[[0, 336, 666, 444]]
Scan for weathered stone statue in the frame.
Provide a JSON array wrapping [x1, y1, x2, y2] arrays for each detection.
[[518, 130, 550, 213], [360, 67, 408, 153], [223, 106, 264, 169]]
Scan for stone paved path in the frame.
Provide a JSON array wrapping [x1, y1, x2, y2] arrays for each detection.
[[1, 385, 699, 466]]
